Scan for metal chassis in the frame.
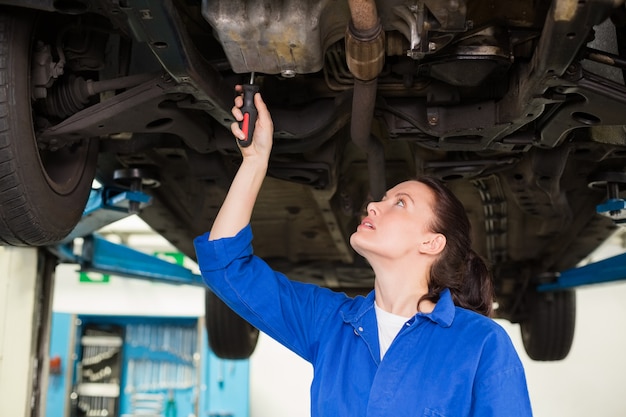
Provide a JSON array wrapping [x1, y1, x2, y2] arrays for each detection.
[[48, 184, 626, 293]]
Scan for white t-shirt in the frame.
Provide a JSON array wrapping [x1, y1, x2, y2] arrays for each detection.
[[375, 303, 411, 359]]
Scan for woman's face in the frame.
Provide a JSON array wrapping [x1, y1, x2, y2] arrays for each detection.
[[350, 180, 439, 260]]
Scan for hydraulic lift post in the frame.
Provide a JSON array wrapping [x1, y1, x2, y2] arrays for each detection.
[[0, 247, 49, 417]]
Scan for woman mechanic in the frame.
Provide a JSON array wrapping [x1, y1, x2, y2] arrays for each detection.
[[193, 88, 533, 417]]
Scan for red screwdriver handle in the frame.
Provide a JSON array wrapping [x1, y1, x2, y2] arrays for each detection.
[[238, 84, 260, 147]]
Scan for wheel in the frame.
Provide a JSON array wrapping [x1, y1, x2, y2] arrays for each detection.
[[520, 290, 576, 361], [205, 290, 259, 359], [0, 10, 98, 246]]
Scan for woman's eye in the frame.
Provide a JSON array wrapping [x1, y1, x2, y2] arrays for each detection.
[[396, 199, 405, 207]]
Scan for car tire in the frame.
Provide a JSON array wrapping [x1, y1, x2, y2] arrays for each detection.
[[520, 290, 576, 361], [0, 10, 98, 246], [205, 290, 259, 359]]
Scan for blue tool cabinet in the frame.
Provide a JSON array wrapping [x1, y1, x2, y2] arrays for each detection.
[[46, 313, 249, 417]]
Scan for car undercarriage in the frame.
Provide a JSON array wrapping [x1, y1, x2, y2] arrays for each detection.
[[0, 0, 625, 360]]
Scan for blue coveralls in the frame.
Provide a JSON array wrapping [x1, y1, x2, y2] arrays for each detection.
[[194, 224, 533, 417]]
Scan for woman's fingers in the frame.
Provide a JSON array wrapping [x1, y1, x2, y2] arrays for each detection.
[[231, 121, 245, 140]]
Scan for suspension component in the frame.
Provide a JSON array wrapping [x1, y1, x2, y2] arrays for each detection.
[[44, 74, 92, 119], [31, 40, 66, 100], [42, 73, 156, 119]]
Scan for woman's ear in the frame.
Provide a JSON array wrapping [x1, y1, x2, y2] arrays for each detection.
[[419, 233, 446, 255]]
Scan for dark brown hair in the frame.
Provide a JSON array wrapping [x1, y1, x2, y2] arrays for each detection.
[[416, 176, 494, 317]]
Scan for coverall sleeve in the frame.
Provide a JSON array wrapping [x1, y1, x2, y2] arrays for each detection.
[[470, 329, 534, 416], [193, 224, 345, 363]]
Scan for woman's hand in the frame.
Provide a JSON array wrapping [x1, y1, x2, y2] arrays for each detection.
[[209, 86, 274, 240], [231, 85, 274, 164]]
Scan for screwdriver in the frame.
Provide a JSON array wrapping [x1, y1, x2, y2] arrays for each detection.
[[238, 72, 260, 147]]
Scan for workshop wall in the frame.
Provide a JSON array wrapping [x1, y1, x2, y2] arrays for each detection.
[[53, 264, 205, 317]]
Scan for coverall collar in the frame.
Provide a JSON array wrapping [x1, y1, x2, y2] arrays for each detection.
[[341, 288, 456, 328]]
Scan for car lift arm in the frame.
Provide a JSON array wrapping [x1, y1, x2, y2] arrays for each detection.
[[537, 251, 626, 292], [51, 185, 204, 287], [77, 234, 203, 286]]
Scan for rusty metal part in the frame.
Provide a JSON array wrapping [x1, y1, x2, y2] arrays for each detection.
[[345, 0, 385, 82], [346, 0, 387, 200], [345, 21, 385, 82]]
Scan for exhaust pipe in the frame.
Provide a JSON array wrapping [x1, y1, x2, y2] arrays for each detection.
[[346, 0, 386, 200]]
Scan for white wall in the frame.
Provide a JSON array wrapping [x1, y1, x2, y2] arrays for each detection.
[[53, 264, 205, 317], [249, 334, 313, 417]]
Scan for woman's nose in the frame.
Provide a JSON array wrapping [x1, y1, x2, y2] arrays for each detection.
[[366, 201, 378, 215]]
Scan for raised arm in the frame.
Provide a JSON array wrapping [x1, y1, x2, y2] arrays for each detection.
[[209, 88, 274, 241], [196, 87, 345, 362]]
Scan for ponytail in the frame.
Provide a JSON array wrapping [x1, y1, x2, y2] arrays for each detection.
[[457, 250, 493, 316], [415, 177, 495, 317]]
